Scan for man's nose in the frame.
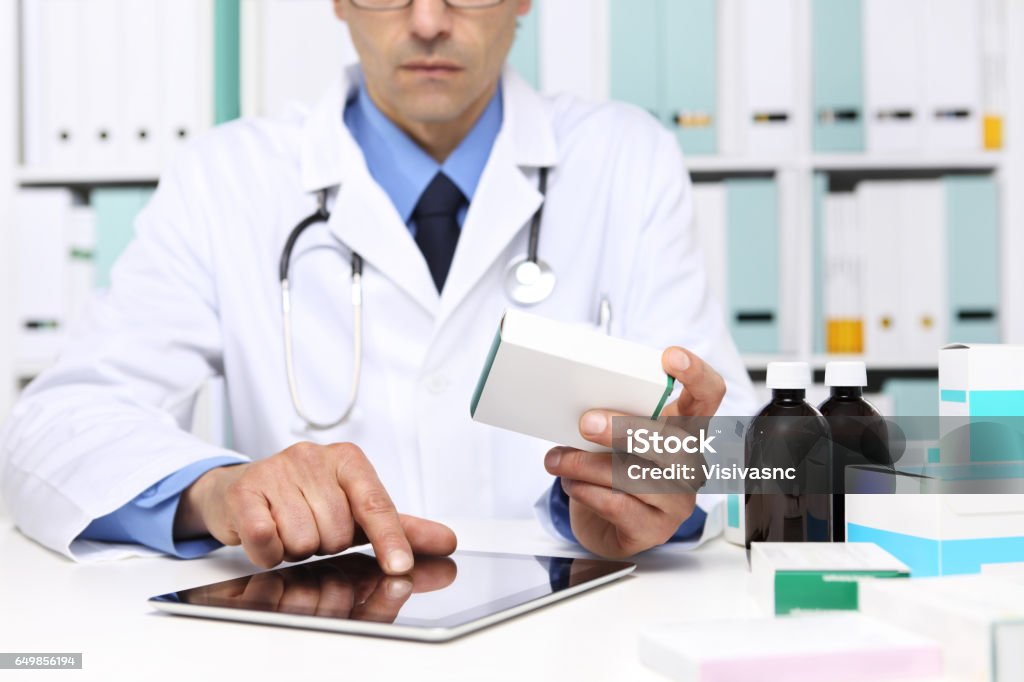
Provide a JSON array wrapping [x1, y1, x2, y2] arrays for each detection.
[[408, 0, 454, 43]]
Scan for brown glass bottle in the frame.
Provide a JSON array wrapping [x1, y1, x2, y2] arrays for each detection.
[[818, 362, 887, 542], [745, 363, 832, 551]]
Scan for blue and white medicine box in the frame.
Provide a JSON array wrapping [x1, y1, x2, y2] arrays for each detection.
[[846, 493, 1024, 577], [939, 344, 1024, 463], [847, 346, 1024, 577]]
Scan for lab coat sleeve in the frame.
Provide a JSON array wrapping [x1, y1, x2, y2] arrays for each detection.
[[0, 153, 249, 562]]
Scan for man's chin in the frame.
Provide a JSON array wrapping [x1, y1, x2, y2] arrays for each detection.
[[396, 95, 473, 125]]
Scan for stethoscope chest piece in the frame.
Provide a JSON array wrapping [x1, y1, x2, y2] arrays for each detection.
[[505, 257, 556, 306]]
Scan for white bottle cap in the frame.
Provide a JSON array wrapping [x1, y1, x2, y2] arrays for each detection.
[[825, 361, 868, 388], [765, 362, 812, 390]]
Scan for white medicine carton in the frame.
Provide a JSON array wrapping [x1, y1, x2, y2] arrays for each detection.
[[859, 574, 1024, 682], [846, 344, 1024, 577], [470, 309, 673, 452]]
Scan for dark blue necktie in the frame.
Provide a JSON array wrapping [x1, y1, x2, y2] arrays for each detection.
[[414, 172, 466, 292]]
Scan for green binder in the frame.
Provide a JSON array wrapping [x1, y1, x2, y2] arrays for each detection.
[[662, 0, 717, 155], [946, 176, 1000, 344], [726, 178, 780, 353], [811, 0, 865, 152], [610, 0, 661, 118], [92, 188, 154, 289]]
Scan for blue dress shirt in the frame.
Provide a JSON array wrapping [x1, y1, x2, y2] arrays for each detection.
[[80, 76, 705, 555], [343, 74, 503, 233]]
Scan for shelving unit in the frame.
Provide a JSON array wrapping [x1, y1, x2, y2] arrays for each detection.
[[14, 167, 161, 187], [2, 0, 1024, 422]]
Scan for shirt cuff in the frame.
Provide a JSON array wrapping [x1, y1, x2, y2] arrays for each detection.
[[78, 456, 240, 559], [544, 478, 708, 545]]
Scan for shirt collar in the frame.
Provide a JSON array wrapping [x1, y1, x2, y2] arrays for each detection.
[[344, 74, 504, 224]]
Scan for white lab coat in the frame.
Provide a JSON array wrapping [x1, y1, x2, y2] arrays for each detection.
[[0, 65, 758, 561]]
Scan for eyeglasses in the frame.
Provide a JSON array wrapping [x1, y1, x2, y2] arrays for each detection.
[[350, 0, 504, 10]]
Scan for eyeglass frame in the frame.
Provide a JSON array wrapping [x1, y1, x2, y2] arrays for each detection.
[[349, 0, 505, 11]]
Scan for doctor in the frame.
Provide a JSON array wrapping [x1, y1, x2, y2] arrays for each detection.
[[0, 0, 757, 572]]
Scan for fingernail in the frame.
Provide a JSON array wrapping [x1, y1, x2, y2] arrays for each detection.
[[581, 411, 607, 437], [668, 348, 690, 373], [545, 450, 562, 469], [386, 577, 413, 599], [387, 550, 413, 574]]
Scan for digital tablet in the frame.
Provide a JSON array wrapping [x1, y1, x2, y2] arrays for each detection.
[[149, 550, 635, 642]]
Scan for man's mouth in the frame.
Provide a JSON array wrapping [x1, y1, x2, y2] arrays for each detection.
[[401, 59, 463, 77]]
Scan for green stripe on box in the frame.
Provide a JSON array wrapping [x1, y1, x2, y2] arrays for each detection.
[[470, 325, 503, 417], [651, 376, 676, 419], [774, 571, 909, 615], [941, 390, 967, 403]]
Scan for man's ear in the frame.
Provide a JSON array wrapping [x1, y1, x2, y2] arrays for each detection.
[[517, 0, 532, 18], [333, 0, 346, 22]]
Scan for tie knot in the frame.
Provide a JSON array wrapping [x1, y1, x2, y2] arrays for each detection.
[[413, 173, 466, 219]]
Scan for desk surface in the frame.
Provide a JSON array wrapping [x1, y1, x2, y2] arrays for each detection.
[[0, 516, 951, 682], [0, 514, 755, 681]]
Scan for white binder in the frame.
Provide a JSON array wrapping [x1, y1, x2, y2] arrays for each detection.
[[15, 190, 74, 365], [120, 0, 162, 169], [23, 0, 86, 168], [898, 181, 947, 356], [82, 0, 124, 168], [859, 182, 904, 358], [158, 0, 213, 158], [739, 0, 797, 156], [539, 0, 608, 102], [715, 0, 743, 156], [864, 0, 923, 152], [691, 183, 728, 311], [860, 180, 947, 359], [823, 193, 862, 340], [243, 0, 355, 117], [922, 0, 982, 151]]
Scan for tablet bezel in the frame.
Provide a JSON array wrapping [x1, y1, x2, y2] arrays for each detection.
[[148, 550, 636, 642]]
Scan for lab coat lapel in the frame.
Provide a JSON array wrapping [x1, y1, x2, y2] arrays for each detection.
[[437, 71, 559, 324], [330, 175, 440, 317], [300, 66, 439, 316]]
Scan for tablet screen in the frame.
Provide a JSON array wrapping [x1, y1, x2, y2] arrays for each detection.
[[151, 551, 632, 630]]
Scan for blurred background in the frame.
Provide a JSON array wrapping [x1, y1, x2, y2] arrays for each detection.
[[1, 0, 1023, 438]]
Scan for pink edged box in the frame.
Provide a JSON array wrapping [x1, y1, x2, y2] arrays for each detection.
[[639, 613, 942, 682]]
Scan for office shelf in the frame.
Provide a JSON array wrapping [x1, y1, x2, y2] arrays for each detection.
[[15, 167, 161, 187], [13, 360, 53, 382], [812, 152, 1005, 172], [744, 354, 938, 373], [686, 156, 789, 174]]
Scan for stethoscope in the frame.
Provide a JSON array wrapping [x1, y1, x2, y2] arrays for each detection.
[[279, 167, 554, 430]]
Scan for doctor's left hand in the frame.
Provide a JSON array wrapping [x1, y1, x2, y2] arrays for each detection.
[[544, 347, 726, 559]]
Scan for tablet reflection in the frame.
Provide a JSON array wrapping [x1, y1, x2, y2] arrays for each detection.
[[182, 553, 458, 624]]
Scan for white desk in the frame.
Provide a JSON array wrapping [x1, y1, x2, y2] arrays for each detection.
[[0, 513, 759, 682]]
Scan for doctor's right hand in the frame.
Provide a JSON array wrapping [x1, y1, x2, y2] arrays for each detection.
[[174, 442, 457, 573]]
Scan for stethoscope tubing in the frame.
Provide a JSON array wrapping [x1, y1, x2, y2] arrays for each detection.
[[280, 167, 549, 430]]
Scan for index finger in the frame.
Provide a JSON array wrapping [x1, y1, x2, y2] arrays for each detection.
[[334, 446, 414, 576]]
